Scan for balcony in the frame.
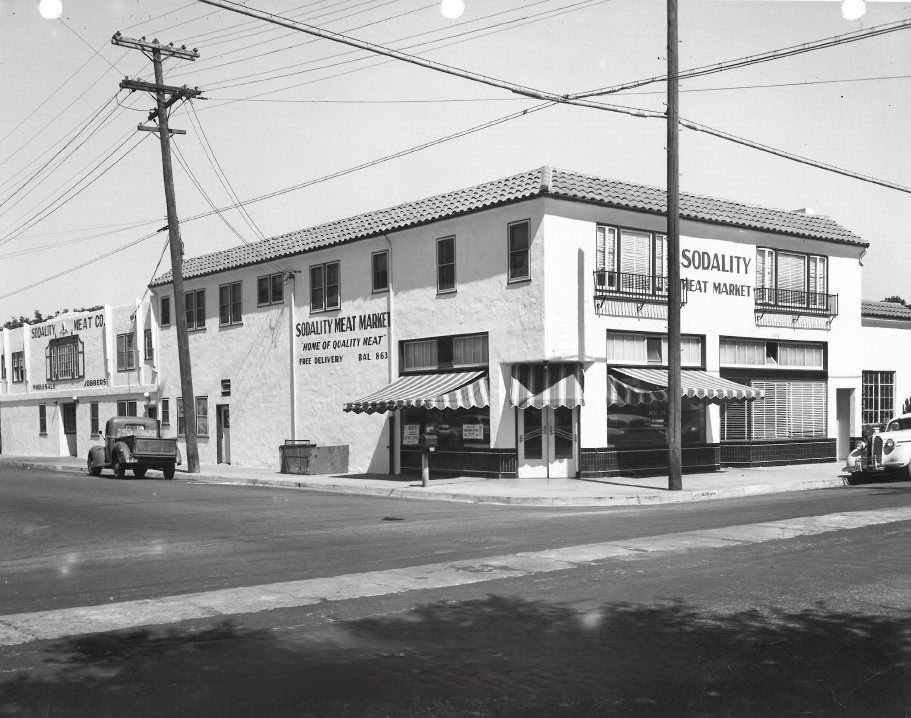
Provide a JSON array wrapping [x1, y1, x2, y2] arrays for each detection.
[[593, 270, 688, 307], [754, 287, 838, 320]]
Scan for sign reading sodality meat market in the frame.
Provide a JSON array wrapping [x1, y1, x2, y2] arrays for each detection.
[[295, 311, 390, 367], [680, 239, 753, 298]]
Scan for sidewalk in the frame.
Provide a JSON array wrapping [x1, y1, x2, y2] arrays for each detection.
[[0, 453, 858, 506]]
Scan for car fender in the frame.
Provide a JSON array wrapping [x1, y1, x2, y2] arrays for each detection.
[[113, 440, 134, 463], [88, 445, 107, 468]]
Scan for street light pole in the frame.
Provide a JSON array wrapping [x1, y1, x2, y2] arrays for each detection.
[[667, 0, 683, 490]]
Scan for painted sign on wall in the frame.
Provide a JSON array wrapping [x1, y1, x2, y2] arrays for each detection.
[[680, 241, 753, 299], [295, 311, 390, 367]]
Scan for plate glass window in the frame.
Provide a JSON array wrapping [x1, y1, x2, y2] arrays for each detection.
[[219, 281, 242, 326], [508, 221, 529, 281], [437, 237, 455, 293], [116, 333, 136, 371], [372, 251, 389, 292]]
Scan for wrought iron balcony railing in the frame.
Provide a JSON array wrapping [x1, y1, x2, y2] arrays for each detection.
[[593, 270, 687, 305], [754, 287, 838, 318]]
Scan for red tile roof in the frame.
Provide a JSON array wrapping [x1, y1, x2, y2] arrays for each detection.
[[151, 166, 865, 286], [862, 300, 911, 321]]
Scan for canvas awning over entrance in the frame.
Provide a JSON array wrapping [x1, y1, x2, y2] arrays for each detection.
[[343, 370, 488, 414], [508, 363, 584, 409], [607, 368, 763, 406]]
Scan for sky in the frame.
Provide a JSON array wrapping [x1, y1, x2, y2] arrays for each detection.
[[1, 0, 910, 321]]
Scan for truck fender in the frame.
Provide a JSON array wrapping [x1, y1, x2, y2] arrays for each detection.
[[113, 441, 134, 463], [88, 445, 106, 467]]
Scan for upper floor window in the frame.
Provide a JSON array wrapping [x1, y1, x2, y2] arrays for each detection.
[[372, 251, 389, 293], [46, 335, 85, 380], [596, 225, 668, 294], [185, 288, 206, 330], [310, 261, 340, 312], [11, 351, 24, 383], [144, 328, 154, 362], [436, 236, 455, 293], [160, 295, 171, 327], [219, 281, 243, 326], [756, 248, 828, 308], [401, 333, 488, 373], [606, 331, 703, 367], [720, 338, 824, 370], [257, 273, 284, 306], [116, 332, 136, 371], [508, 221, 530, 282]]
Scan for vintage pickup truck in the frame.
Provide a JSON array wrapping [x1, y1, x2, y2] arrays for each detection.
[[845, 414, 911, 480], [87, 416, 181, 479]]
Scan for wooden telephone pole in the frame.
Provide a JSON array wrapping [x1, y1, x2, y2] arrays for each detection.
[[112, 32, 202, 473], [667, 1, 683, 490]]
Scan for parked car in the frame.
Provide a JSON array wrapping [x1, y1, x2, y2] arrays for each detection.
[[87, 416, 181, 479], [846, 414, 911, 479]]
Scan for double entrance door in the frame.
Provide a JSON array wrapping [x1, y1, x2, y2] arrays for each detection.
[[517, 406, 578, 478]]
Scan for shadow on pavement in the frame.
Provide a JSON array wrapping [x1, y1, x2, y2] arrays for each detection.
[[1, 596, 909, 716]]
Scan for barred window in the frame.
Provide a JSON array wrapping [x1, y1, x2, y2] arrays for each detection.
[[46, 336, 85, 380], [862, 371, 895, 428]]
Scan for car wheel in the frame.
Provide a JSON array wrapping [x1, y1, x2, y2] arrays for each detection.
[[133, 468, 147, 479], [163, 464, 175, 480], [86, 456, 102, 477], [112, 453, 126, 479]]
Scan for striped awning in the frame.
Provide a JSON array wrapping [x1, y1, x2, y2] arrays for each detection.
[[343, 370, 488, 414], [607, 368, 763, 406], [508, 363, 584, 409]]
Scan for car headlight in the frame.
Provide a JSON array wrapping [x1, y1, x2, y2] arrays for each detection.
[[884, 438, 895, 454]]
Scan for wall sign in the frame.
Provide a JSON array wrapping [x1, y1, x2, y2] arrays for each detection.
[[403, 424, 420, 445], [30, 312, 104, 340], [295, 311, 390, 367], [680, 244, 753, 298]]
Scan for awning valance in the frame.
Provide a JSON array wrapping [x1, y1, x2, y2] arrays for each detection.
[[607, 368, 763, 406], [508, 363, 584, 409], [343, 370, 488, 414]]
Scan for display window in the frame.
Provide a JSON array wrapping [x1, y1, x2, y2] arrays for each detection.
[[607, 401, 706, 449], [401, 407, 490, 450]]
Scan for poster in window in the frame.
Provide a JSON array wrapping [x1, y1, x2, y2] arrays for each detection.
[[462, 423, 484, 440], [403, 424, 420, 445]]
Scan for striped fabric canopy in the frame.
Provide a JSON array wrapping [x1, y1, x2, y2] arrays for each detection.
[[343, 370, 488, 414], [607, 368, 763, 406], [508, 363, 584, 409]]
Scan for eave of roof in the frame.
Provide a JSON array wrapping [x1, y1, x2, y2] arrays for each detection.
[[861, 299, 911, 321], [150, 166, 866, 287]]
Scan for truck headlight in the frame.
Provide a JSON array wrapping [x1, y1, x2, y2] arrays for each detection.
[[884, 438, 895, 454]]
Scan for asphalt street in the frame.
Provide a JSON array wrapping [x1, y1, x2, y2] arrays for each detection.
[[1, 466, 909, 716]]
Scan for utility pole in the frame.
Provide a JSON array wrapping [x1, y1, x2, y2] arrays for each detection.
[[112, 32, 202, 473], [667, 1, 683, 491]]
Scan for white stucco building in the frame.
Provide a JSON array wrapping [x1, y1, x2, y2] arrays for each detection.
[[4, 167, 910, 479], [0, 300, 158, 458], [137, 167, 911, 478]]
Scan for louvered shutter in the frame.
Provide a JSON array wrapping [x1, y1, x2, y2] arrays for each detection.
[[620, 229, 652, 292], [808, 256, 827, 309], [751, 381, 788, 439], [721, 401, 748, 440], [777, 252, 806, 306], [655, 234, 668, 293], [788, 381, 826, 438]]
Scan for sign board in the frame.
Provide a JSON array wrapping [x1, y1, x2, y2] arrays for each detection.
[[462, 423, 484, 440], [403, 424, 420, 445]]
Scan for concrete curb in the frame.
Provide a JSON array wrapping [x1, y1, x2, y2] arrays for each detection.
[[1, 459, 851, 507]]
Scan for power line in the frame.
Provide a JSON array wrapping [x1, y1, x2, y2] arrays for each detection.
[[58, 16, 124, 75], [0, 222, 161, 260], [567, 16, 911, 100]]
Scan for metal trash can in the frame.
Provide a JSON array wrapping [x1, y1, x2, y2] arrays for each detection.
[[279, 440, 315, 474]]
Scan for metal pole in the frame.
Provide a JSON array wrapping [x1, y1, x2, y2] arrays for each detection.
[[152, 48, 200, 473], [667, 0, 683, 490]]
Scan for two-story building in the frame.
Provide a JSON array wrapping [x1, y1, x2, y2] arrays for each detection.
[[0, 301, 158, 459], [144, 166, 911, 479]]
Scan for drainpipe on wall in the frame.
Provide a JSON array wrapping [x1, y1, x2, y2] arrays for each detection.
[[384, 234, 398, 474], [287, 271, 298, 441]]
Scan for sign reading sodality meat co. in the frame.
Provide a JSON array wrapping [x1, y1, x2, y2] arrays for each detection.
[[30, 312, 105, 340], [294, 311, 390, 367], [680, 241, 753, 298]]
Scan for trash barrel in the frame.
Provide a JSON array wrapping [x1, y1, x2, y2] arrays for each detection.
[[279, 440, 314, 474]]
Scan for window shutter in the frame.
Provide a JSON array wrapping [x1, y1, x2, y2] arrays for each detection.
[[788, 381, 826, 438], [655, 234, 668, 292], [721, 401, 748, 440], [777, 252, 806, 306], [619, 230, 651, 293]]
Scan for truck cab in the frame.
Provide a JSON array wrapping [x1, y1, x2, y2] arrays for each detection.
[[87, 416, 181, 479]]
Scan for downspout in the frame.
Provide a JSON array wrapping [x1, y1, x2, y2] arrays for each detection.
[[287, 271, 298, 441], [384, 234, 398, 474]]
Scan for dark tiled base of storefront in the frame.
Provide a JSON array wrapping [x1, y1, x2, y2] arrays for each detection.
[[580, 444, 721, 478], [401, 448, 518, 478], [719, 439, 837, 467]]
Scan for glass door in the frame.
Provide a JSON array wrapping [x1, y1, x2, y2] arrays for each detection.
[[518, 406, 578, 478]]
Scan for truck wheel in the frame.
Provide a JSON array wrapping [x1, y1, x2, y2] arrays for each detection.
[[112, 453, 126, 479], [163, 465, 175, 480], [86, 456, 101, 477], [133, 468, 147, 479]]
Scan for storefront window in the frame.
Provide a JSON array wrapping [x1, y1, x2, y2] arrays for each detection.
[[607, 401, 706, 449], [401, 407, 490, 450]]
